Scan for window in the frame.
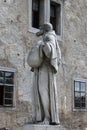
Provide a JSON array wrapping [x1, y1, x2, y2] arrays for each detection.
[[74, 80, 86, 109], [32, 0, 40, 28], [28, 0, 45, 32], [28, 0, 63, 39], [0, 71, 14, 107], [50, 1, 61, 35]]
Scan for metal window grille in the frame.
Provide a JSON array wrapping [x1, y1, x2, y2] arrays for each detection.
[[74, 81, 86, 109], [0, 71, 14, 107]]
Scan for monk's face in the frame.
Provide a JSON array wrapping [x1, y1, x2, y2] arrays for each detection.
[[43, 23, 53, 33]]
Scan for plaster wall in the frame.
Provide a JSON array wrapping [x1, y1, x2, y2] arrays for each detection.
[[0, 0, 87, 130]]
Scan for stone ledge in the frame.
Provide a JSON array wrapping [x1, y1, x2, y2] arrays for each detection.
[[22, 124, 63, 130]]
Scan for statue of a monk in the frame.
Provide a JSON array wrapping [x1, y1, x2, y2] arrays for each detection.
[[28, 23, 61, 125]]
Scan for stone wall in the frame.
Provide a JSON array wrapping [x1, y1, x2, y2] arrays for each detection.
[[0, 0, 87, 130], [60, 0, 87, 130], [0, 0, 34, 129]]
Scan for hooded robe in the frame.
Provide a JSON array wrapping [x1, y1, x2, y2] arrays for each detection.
[[33, 30, 61, 124]]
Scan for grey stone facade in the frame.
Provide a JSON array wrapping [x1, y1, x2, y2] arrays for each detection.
[[0, 0, 87, 130]]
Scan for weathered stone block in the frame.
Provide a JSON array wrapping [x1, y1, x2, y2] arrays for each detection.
[[22, 125, 62, 130]]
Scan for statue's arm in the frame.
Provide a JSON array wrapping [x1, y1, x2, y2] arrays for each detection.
[[43, 42, 52, 58]]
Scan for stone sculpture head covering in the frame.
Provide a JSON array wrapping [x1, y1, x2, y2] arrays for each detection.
[[36, 23, 53, 36], [43, 23, 53, 32]]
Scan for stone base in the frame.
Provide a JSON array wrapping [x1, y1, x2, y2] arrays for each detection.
[[22, 124, 63, 130]]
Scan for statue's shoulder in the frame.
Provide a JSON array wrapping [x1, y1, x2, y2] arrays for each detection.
[[46, 31, 56, 38]]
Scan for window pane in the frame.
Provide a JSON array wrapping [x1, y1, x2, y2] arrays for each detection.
[[75, 102, 80, 108], [50, 2, 61, 35], [0, 71, 4, 77], [50, 3, 56, 32], [74, 81, 80, 91], [5, 93, 13, 99], [5, 86, 13, 92], [81, 93, 86, 102], [5, 72, 14, 78], [0, 86, 4, 105], [75, 92, 80, 99], [32, 0, 40, 28], [4, 99, 13, 105], [50, 4, 55, 17], [0, 77, 4, 84], [74, 92, 81, 108], [81, 82, 86, 91], [33, 0, 39, 11], [5, 78, 13, 84], [74, 80, 86, 109], [0, 71, 14, 107], [81, 103, 85, 108]]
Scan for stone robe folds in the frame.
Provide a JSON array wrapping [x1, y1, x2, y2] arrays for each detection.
[[33, 31, 60, 124]]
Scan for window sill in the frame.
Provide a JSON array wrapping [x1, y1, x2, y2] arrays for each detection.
[[73, 108, 87, 112], [0, 106, 16, 111], [28, 27, 40, 34], [28, 27, 63, 42]]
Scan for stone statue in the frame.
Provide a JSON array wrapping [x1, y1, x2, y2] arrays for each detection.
[[27, 23, 61, 125]]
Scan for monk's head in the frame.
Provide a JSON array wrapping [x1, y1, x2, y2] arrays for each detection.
[[43, 23, 53, 32], [36, 23, 53, 36]]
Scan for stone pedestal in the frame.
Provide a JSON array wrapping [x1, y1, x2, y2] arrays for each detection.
[[22, 124, 63, 130]]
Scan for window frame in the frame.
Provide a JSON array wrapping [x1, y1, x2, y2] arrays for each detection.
[[32, 0, 40, 29], [72, 78, 87, 111], [28, 0, 63, 41], [50, 0, 63, 38], [0, 67, 16, 109]]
